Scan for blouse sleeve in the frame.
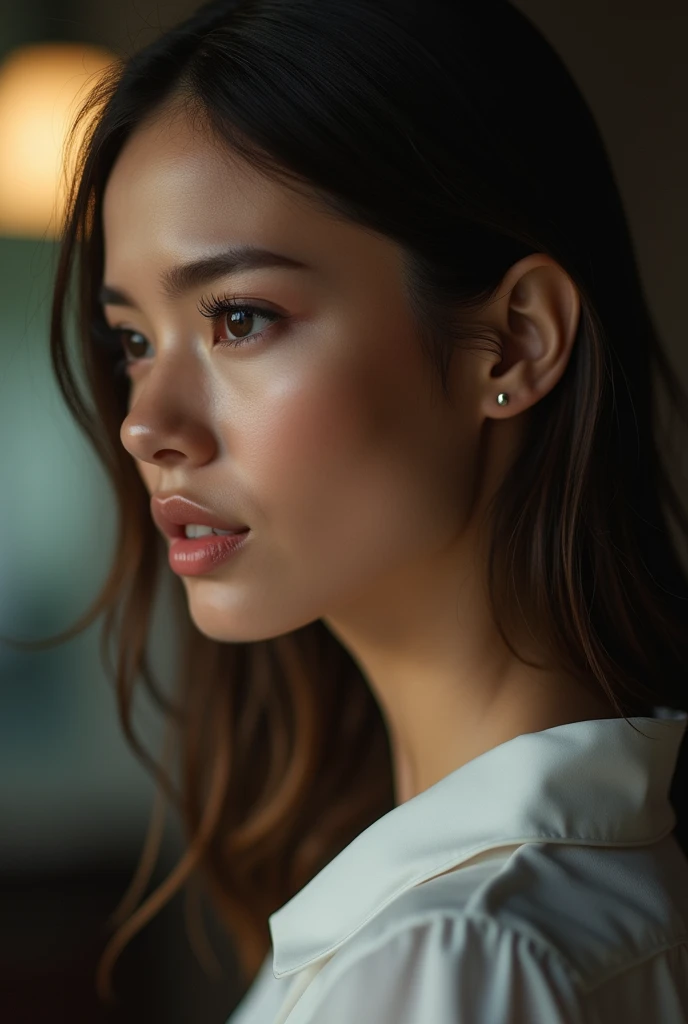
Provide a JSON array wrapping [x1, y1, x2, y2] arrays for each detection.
[[293, 913, 589, 1024]]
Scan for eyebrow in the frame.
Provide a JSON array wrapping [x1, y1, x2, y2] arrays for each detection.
[[98, 245, 311, 308]]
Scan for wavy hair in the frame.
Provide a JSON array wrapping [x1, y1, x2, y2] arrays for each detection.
[[5, 0, 688, 1007]]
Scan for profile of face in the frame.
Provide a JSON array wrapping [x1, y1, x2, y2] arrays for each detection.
[[101, 100, 546, 645]]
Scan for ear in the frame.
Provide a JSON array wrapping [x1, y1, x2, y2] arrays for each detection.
[[475, 254, 581, 420]]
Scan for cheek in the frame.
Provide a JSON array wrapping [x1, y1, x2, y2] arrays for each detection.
[[230, 346, 439, 548], [236, 364, 377, 520]]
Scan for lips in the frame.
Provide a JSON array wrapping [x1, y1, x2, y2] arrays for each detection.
[[150, 494, 249, 540]]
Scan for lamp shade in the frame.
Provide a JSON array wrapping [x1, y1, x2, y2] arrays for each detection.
[[0, 43, 118, 239]]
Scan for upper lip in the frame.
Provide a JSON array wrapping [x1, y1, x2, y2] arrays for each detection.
[[150, 494, 249, 539]]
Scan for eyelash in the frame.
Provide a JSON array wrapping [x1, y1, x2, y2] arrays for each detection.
[[105, 293, 283, 376], [198, 293, 282, 345]]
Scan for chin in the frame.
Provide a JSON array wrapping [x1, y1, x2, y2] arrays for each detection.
[[185, 599, 319, 645]]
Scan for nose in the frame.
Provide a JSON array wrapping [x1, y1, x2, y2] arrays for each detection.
[[119, 363, 218, 469], [120, 420, 217, 468]]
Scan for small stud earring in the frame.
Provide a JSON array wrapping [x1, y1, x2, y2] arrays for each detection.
[[496, 392, 509, 406]]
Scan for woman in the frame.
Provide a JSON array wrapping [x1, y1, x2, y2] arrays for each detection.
[[28, 0, 688, 1019]]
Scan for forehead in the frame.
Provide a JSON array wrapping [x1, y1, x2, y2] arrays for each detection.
[[102, 103, 322, 267], [100, 100, 408, 305]]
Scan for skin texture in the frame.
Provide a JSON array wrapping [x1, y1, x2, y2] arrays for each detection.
[[102, 101, 617, 807]]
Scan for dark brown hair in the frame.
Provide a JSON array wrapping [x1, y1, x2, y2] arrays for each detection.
[[5, 0, 687, 1007]]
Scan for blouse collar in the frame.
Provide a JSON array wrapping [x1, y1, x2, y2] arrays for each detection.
[[269, 710, 688, 978]]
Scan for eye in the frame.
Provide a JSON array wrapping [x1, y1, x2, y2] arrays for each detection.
[[94, 326, 151, 376], [119, 330, 150, 363], [198, 293, 283, 349], [98, 296, 284, 376]]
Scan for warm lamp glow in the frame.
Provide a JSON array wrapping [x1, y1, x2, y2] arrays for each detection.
[[0, 42, 118, 239]]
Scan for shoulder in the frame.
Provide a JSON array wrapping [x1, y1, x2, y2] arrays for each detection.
[[294, 901, 584, 1024], [357, 837, 688, 984], [475, 837, 688, 985], [290, 838, 688, 1024]]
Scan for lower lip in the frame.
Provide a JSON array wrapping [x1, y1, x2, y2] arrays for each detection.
[[167, 530, 251, 576]]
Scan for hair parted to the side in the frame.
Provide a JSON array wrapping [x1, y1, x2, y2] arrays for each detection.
[[4, 0, 688, 1006]]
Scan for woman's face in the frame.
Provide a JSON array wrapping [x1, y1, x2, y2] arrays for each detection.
[[102, 103, 490, 642]]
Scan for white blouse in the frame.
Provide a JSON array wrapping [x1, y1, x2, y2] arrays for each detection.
[[226, 708, 688, 1024]]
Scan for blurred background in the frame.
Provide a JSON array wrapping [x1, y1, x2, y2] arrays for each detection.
[[0, 0, 686, 1022]]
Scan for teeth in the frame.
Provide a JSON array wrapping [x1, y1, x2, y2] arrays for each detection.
[[184, 524, 236, 539]]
